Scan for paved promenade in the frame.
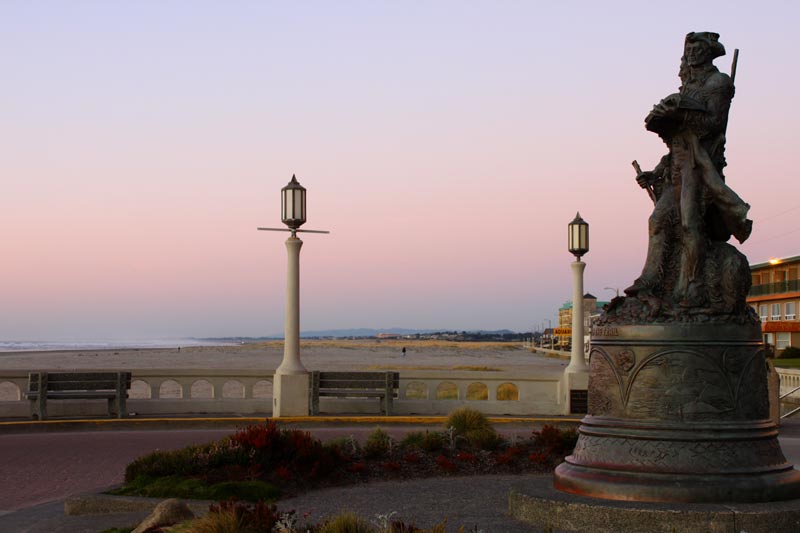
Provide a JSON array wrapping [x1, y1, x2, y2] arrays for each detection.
[[0, 419, 554, 532], [1, 418, 799, 532]]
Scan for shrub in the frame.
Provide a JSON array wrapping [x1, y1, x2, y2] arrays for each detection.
[[325, 435, 361, 457], [347, 462, 366, 474], [455, 451, 477, 463], [402, 430, 444, 453], [403, 452, 421, 464], [779, 346, 800, 359], [528, 452, 549, 465], [363, 428, 392, 458], [533, 425, 579, 455], [495, 446, 524, 466], [419, 431, 445, 452], [124, 444, 211, 482], [444, 407, 491, 437], [400, 430, 424, 449], [382, 461, 402, 472], [435, 455, 457, 472], [113, 475, 280, 502], [230, 422, 338, 483], [465, 428, 503, 451], [319, 511, 375, 533], [184, 508, 242, 533], [202, 500, 285, 533]]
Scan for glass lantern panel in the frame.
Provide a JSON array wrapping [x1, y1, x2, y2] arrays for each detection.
[[283, 190, 293, 219], [294, 191, 304, 221], [570, 225, 580, 250]]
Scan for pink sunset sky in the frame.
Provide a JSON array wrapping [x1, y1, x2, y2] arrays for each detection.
[[2, 1, 799, 340]]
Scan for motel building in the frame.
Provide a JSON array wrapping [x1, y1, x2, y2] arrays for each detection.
[[556, 293, 610, 349], [748, 255, 800, 352]]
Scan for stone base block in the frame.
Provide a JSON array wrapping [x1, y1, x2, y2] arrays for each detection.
[[272, 372, 309, 417], [509, 475, 800, 533]]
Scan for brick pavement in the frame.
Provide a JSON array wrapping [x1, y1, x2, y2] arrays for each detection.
[[0, 429, 233, 512], [0, 424, 447, 513]]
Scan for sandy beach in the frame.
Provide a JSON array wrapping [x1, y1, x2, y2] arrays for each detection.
[[0, 341, 567, 402], [0, 340, 566, 374]]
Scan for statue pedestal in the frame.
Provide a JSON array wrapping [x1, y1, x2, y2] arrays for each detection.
[[554, 323, 800, 502]]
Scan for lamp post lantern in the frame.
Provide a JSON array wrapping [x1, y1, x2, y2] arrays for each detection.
[[281, 175, 306, 231], [568, 212, 589, 259], [566, 212, 589, 374], [259, 175, 329, 416]]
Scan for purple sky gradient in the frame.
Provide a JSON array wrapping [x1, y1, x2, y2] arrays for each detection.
[[2, 1, 799, 339]]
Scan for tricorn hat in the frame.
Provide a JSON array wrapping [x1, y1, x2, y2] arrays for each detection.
[[685, 32, 726, 60]]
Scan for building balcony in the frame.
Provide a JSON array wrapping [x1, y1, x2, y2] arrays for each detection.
[[750, 279, 800, 297]]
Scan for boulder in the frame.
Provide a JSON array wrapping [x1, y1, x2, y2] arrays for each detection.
[[132, 498, 195, 533]]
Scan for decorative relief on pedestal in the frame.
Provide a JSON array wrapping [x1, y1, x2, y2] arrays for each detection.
[[588, 340, 768, 421]]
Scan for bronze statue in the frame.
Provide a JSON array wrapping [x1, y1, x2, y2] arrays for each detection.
[[554, 32, 800, 503], [611, 32, 755, 322]]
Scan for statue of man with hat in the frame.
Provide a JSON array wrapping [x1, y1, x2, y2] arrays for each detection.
[[626, 31, 752, 310]]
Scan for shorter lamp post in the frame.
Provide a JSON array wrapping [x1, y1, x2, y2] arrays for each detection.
[[566, 212, 589, 373], [544, 318, 553, 349], [258, 175, 329, 416]]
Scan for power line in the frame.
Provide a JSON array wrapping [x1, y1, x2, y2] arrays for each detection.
[[757, 205, 800, 223], [747, 226, 800, 245]]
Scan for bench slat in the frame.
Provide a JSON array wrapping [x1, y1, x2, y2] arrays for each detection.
[[30, 382, 120, 391], [318, 379, 394, 389], [44, 372, 129, 382], [27, 391, 121, 399], [318, 390, 386, 398], [314, 371, 391, 379]]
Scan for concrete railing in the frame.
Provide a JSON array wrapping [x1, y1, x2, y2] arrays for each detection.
[[778, 367, 800, 405], [0, 368, 567, 419]]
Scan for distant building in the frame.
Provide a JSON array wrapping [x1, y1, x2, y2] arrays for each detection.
[[748, 255, 800, 351], [556, 293, 610, 348]]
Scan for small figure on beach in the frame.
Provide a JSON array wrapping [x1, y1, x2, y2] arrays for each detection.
[[402, 347, 406, 357]]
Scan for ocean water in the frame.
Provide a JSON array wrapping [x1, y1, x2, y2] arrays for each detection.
[[0, 339, 236, 352]]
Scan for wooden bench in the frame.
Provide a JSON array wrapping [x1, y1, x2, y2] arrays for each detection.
[[26, 371, 132, 420], [309, 371, 399, 416]]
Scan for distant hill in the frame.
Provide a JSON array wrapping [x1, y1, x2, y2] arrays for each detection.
[[200, 328, 519, 342]]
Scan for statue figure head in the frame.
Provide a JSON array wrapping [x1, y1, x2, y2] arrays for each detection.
[[684, 32, 726, 67]]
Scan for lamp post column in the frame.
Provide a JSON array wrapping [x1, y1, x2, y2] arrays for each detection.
[[277, 235, 306, 375], [272, 233, 310, 417], [564, 212, 589, 415], [566, 260, 588, 373]]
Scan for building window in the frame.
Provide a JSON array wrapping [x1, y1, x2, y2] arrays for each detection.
[[760, 305, 768, 322], [777, 332, 791, 351], [787, 302, 796, 320], [772, 303, 781, 321]]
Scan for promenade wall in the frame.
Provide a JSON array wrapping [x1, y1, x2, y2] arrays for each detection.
[[0, 368, 565, 418]]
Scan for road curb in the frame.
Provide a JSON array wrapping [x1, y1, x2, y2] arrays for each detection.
[[64, 491, 213, 517]]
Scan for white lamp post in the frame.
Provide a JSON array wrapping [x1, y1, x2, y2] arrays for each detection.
[[566, 212, 589, 373], [259, 175, 329, 416]]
